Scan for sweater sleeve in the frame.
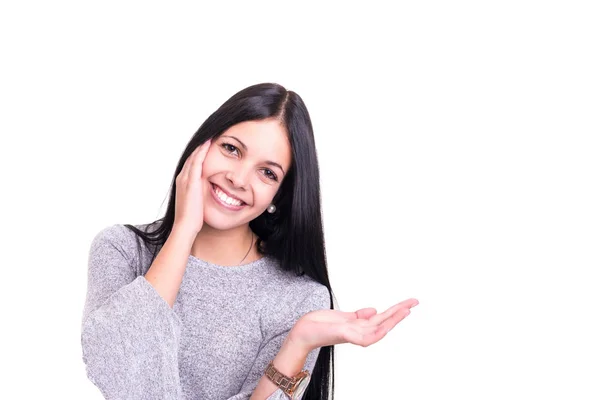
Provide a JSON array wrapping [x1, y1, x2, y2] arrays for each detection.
[[80, 224, 184, 400], [227, 284, 331, 400]]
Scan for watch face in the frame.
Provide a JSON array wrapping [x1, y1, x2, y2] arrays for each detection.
[[291, 376, 310, 400]]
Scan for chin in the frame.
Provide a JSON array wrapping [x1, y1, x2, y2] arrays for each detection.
[[202, 207, 256, 231]]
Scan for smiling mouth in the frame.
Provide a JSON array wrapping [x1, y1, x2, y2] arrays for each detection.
[[211, 183, 247, 207]]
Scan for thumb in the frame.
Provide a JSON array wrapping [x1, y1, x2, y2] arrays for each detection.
[[355, 307, 377, 319]]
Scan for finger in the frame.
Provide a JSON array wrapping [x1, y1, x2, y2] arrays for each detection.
[[345, 310, 390, 329], [339, 304, 401, 327], [350, 320, 381, 332], [180, 144, 204, 180], [355, 308, 377, 319], [399, 298, 419, 308], [332, 308, 377, 324], [189, 140, 211, 182], [367, 298, 418, 326], [376, 308, 411, 335], [365, 303, 405, 326]]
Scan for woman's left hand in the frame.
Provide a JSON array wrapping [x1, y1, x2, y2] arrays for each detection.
[[288, 298, 419, 353]]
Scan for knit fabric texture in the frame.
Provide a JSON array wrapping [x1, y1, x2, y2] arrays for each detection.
[[81, 223, 330, 399]]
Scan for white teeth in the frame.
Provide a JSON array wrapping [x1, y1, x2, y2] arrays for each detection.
[[214, 185, 243, 206]]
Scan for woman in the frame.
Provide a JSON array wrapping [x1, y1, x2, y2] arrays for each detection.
[[81, 82, 419, 400]]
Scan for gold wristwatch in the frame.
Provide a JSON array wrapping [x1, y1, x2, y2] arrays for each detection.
[[264, 360, 311, 399]]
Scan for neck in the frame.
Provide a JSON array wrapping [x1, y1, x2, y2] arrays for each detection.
[[191, 223, 257, 266]]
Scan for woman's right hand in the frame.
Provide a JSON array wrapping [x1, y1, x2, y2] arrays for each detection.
[[173, 140, 212, 235]]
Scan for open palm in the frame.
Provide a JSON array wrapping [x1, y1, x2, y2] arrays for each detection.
[[289, 298, 419, 352]]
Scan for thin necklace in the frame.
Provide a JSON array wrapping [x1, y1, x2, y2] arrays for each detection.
[[238, 233, 255, 265]]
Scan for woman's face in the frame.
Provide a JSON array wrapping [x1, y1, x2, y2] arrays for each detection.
[[201, 118, 292, 231]]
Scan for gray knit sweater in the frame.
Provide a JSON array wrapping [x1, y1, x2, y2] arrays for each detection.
[[81, 223, 330, 399]]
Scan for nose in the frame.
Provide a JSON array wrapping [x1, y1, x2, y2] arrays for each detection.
[[225, 167, 250, 189]]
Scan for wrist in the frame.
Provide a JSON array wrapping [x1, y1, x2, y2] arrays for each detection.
[[271, 334, 310, 377], [250, 334, 309, 400], [170, 225, 198, 243], [287, 326, 314, 355], [253, 336, 310, 400]]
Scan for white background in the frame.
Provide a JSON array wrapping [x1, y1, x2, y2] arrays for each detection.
[[1, 1, 598, 399]]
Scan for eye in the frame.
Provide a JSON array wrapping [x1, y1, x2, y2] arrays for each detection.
[[262, 168, 278, 182], [221, 142, 240, 156]]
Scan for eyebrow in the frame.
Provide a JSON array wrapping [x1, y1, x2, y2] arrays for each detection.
[[221, 135, 285, 174]]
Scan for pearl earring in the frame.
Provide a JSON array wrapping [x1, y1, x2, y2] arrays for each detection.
[[267, 204, 276, 214]]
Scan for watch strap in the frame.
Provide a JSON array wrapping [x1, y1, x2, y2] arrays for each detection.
[[264, 360, 306, 395]]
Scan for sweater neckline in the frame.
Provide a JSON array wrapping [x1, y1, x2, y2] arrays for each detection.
[[187, 254, 271, 272]]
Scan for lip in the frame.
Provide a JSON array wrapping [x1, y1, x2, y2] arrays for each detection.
[[210, 183, 247, 211]]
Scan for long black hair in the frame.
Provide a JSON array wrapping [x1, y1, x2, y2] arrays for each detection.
[[124, 83, 335, 399]]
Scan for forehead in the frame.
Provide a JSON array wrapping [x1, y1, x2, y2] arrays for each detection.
[[221, 119, 292, 169]]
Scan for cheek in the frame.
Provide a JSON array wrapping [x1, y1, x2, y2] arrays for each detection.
[[251, 184, 279, 208]]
